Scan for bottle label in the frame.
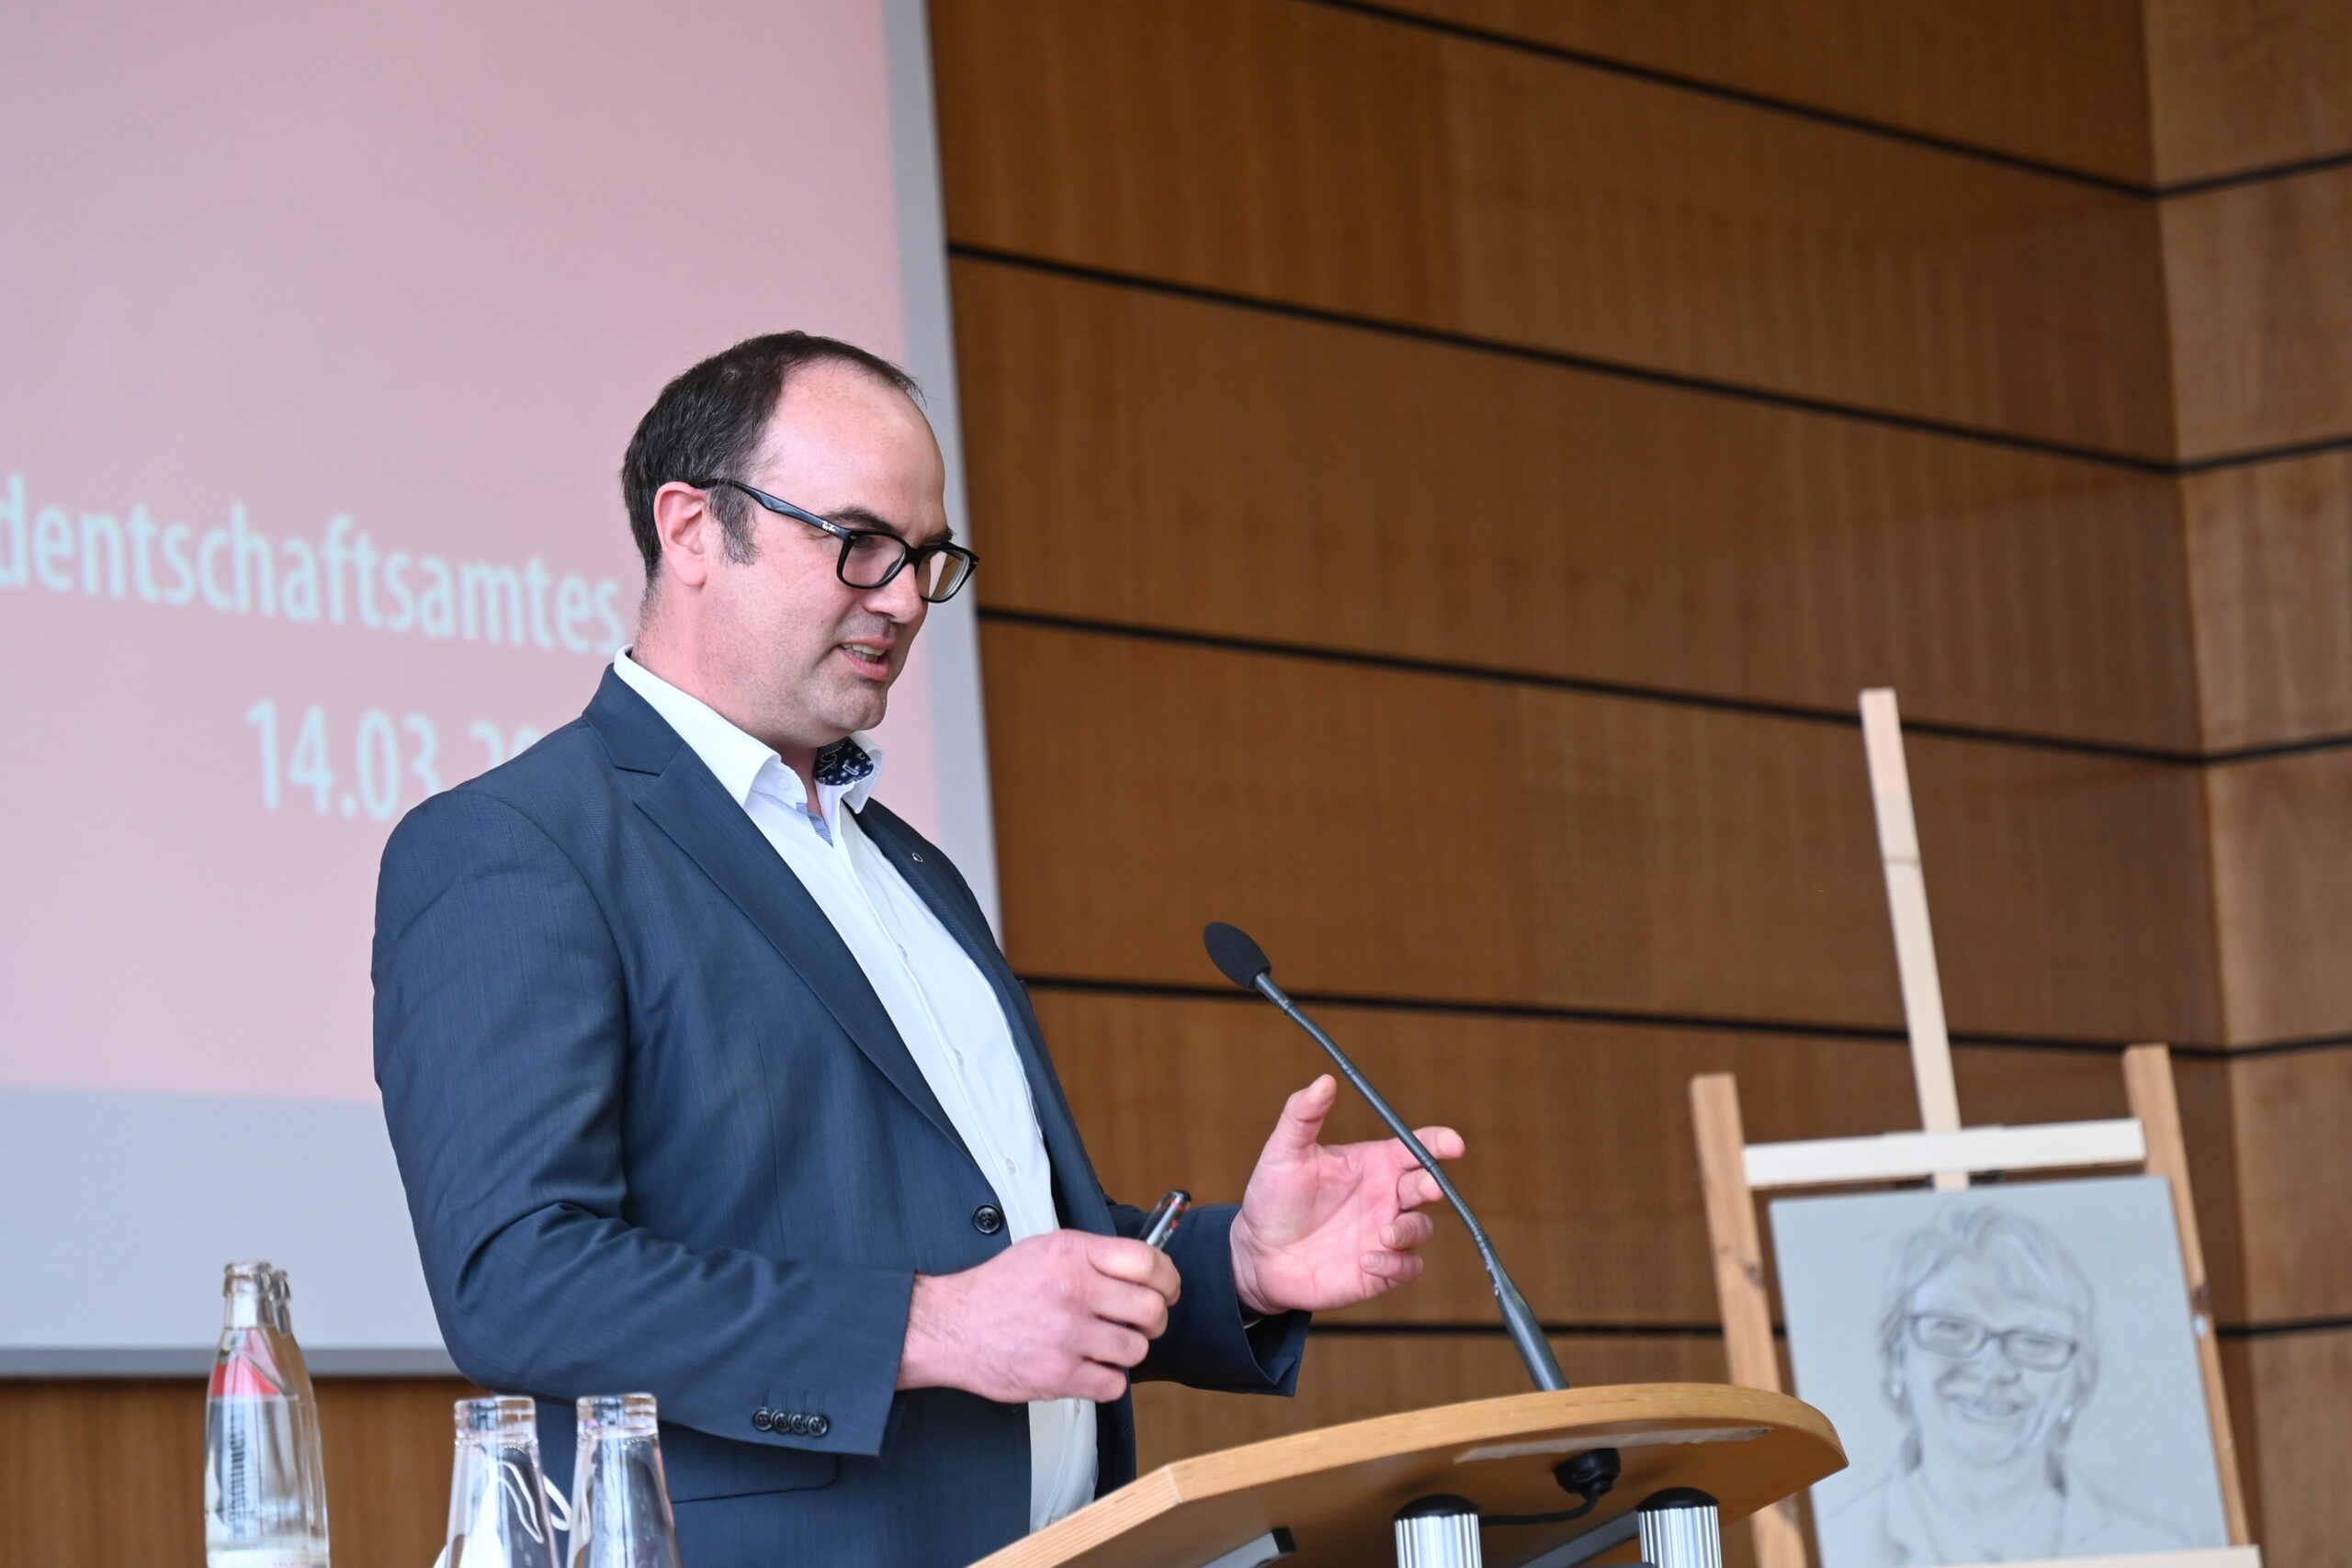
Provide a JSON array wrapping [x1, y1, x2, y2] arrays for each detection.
[[209, 1337, 288, 1398], [208, 1552, 327, 1568]]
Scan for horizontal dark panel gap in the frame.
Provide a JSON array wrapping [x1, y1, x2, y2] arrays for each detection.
[[2208, 729, 2352, 765], [1311, 1320, 1736, 1339], [2221, 1315, 2352, 1339], [986, 608, 2352, 769], [950, 245, 2178, 476], [1023, 975, 2352, 1060], [2215, 1030, 2352, 1059], [2158, 148, 2352, 200], [1301, 0, 2352, 202], [955, 247, 2352, 479], [1017, 973, 2209, 1056], [2178, 431, 2352, 476], [979, 607, 2201, 764], [1295, 0, 2154, 198]]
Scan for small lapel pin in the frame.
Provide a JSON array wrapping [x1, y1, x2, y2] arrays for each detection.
[[911, 852, 924, 863]]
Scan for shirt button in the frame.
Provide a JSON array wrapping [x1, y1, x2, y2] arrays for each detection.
[[972, 1204, 1004, 1235], [1002, 1158, 1016, 1177]]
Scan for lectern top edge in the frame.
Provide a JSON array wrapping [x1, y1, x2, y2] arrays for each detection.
[[1159, 1383, 1840, 1508], [977, 1382, 1846, 1568]]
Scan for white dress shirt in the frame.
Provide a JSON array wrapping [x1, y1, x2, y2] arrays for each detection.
[[612, 650, 1096, 1531]]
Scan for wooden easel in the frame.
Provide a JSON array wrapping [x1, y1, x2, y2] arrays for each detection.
[[1690, 689, 2257, 1568]]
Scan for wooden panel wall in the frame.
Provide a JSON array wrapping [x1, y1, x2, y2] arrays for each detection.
[[2164, 166, 2352, 462], [0, 1377, 474, 1568], [956, 259, 2199, 751], [986, 621, 2216, 1043], [2183, 453, 2352, 753], [938, 0, 2338, 1562], [2144, 0, 2352, 186], [2156, 5, 2352, 1562], [933, 0, 2175, 460], [1378, 1, 2159, 185], [2206, 752, 2352, 1046]]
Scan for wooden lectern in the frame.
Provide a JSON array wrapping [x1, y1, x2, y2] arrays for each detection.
[[971, 1383, 1844, 1568]]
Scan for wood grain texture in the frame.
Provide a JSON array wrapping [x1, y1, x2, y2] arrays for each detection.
[[2229, 1048, 2352, 1325], [2183, 451, 2352, 752], [1010, 1382, 1838, 1568], [2217, 1337, 2265, 1546], [0, 1376, 477, 1568], [1691, 1075, 1779, 1388], [931, 0, 2175, 458], [2145, 0, 2352, 186], [954, 258, 2199, 752], [1029, 989, 2246, 1327], [2173, 1053, 2247, 1328], [2231, 1327, 2352, 1568], [1380, 0, 2155, 185], [2205, 748, 2352, 1044], [2125, 1045, 2253, 1543], [2164, 165, 2352, 461], [1690, 1074, 1807, 1568], [1137, 1336, 1802, 1568], [985, 621, 2221, 1044]]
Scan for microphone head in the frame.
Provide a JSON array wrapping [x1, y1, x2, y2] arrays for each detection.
[[1203, 922, 1272, 989]]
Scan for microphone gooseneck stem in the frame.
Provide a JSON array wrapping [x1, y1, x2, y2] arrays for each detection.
[[1253, 973, 1569, 1393]]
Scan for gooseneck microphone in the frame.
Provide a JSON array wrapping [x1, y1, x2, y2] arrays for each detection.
[[1203, 921, 1569, 1393]]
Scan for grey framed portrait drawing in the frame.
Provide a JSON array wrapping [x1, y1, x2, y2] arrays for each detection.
[[1770, 1177, 2228, 1567]]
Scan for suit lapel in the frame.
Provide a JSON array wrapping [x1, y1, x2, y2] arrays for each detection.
[[858, 803, 1113, 1236], [585, 673, 968, 1161]]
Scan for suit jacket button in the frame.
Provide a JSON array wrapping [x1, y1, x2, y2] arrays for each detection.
[[788, 1413, 810, 1435], [752, 1408, 775, 1432], [972, 1204, 1004, 1235], [808, 1414, 830, 1438]]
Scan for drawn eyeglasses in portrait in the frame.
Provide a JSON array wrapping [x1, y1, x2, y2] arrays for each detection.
[[1905, 1311, 2079, 1374]]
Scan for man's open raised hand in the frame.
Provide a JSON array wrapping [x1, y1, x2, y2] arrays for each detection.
[[899, 1230, 1182, 1404], [1228, 1074, 1464, 1317]]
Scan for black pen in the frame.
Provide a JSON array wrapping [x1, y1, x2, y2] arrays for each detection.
[[1139, 1190, 1190, 1250]]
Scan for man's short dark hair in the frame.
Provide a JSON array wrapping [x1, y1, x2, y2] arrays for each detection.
[[620, 332, 921, 581]]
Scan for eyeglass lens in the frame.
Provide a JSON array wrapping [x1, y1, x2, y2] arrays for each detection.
[[1908, 1311, 2077, 1371], [837, 533, 970, 602]]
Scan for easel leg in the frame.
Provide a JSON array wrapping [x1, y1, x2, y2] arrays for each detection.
[[1690, 1074, 1808, 1568], [2125, 1043, 2255, 1546]]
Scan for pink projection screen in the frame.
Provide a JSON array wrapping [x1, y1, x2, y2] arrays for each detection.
[[0, 0, 991, 1369]]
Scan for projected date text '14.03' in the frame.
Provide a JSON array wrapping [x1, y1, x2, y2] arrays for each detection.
[[243, 700, 542, 820]]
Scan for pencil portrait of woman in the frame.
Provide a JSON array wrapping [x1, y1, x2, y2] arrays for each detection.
[[1827, 1204, 2193, 1565]]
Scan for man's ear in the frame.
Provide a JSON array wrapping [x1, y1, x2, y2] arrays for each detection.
[[651, 481, 719, 590]]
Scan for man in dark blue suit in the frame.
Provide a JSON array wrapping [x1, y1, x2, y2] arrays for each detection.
[[374, 333, 1463, 1568]]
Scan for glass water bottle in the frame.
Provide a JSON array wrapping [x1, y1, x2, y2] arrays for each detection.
[[441, 1396, 563, 1568], [204, 1261, 332, 1568], [569, 1393, 682, 1568]]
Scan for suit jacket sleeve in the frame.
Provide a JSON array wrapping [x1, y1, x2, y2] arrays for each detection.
[[373, 787, 911, 1458]]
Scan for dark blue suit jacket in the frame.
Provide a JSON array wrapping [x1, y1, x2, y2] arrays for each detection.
[[373, 671, 1306, 1568]]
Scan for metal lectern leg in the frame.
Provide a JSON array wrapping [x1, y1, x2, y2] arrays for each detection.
[[1395, 1494, 1482, 1568], [1635, 1488, 1722, 1568]]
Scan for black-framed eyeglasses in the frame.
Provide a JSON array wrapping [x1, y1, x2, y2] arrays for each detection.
[[1907, 1311, 2079, 1372], [697, 478, 978, 604]]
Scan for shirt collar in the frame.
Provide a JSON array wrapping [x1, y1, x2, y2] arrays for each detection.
[[611, 649, 884, 814]]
